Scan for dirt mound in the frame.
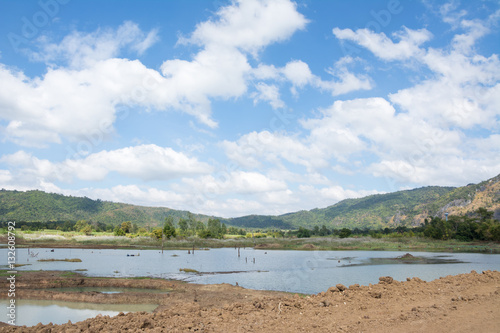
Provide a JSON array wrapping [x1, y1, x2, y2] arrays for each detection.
[[1, 270, 499, 332], [299, 243, 317, 250]]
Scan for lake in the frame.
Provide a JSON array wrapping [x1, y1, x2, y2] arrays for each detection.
[[4, 247, 500, 294]]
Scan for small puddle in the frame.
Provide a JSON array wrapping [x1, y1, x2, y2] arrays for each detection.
[[0, 299, 157, 327]]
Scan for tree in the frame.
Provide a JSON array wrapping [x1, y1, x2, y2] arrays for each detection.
[[121, 221, 132, 234], [187, 212, 197, 232], [151, 227, 163, 240], [196, 221, 205, 232], [207, 218, 223, 239], [197, 229, 211, 239], [80, 225, 93, 235], [476, 207, 494, 222], [114, 225, 125, 236], [319, 225, 330, 236], [163, 217, 176, 239], [62, 221, 73, 232], [297, 227, 311, 238], [339, 228, 352, 238], [74, 220, 88, 232], [178, 218, 189, 234], [313, 226, 320, 236]]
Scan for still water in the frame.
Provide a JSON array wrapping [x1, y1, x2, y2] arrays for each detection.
[[4, 247, 500, 294], [0, 299, 157, 326]]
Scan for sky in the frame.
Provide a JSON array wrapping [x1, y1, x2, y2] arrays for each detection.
[[0, 0, 499, 218]]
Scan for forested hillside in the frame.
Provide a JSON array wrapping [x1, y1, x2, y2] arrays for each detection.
[[1, 173, 499, 230], [0, 189, 212, 227], [227, 174, 500, 229]]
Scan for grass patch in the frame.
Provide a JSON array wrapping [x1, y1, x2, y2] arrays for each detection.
[[9, 230, 500, 253], [38, 258, 82, 262], [13, 263, 31, 267], [179, 268, 199, 273]]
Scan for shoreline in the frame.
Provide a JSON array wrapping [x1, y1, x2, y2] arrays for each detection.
[[0, 269, 498, 332], [3, 234, 499, 253]]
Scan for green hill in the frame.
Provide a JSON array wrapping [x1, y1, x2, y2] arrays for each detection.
[[0, 189, 213, 227], [278, 186, 455, 229], [227, 174, 500, 229], [1, 173, 499, 230]]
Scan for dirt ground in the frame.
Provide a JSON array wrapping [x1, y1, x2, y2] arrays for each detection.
[[0, 270, 499, 332]]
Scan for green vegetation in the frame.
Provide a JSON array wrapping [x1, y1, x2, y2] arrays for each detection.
[[1, 174, 499, 234], [0, 189, 213, 227], [179, 268, 199, 273], [422, 208, 500, 242]]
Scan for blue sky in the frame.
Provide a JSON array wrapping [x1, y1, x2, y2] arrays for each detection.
[[0, 0, 499, 217]]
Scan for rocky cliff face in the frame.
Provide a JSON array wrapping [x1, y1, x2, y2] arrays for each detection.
[[398, 174, 500, 227], [444, 176, 500, 218]]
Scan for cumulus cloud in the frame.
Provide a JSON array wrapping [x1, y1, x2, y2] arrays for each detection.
[[251, 82, 285, 109], [0, 0, 309, 146], [254, 57, 372, 98], [182, 0, 308, 55], [84, 185, 186, 208], [31, 21, 159, 68], [1, 144, 211, 183], [299, 184, 382, 207], [0, 59, 162, 146], [333, 27, 433, 61], [181, 170, 287, 196], [281, 60, 314, 88]]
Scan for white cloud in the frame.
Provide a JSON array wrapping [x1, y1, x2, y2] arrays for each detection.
[[1, 144, 211, 183], [298, 184, 382, 209], [281, 60, 314, 88], [159, 0, 308, 126], [183, 0, 308, 55], [251, 82, 285, 109], [0, 57, 165, 146], [0, 0, 311, 146], [333, 27, 432, 61], [0, 170, 12, 184], [221, 130, 326, 171], [73, 144, 212, 181], [222, 95, 472, 192], [324, 9, 500, 188], [369, 154, 500, 187], [181, 170, 287, 196], [85, 185, 186, 208], [32, 21, 159, 68], [275, 57, 372, 96]]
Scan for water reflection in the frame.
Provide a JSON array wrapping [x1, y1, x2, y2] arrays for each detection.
[[0, 300, 157, 327]]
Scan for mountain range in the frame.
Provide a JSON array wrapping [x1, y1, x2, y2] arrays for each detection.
[[1, 173, 499, 229]]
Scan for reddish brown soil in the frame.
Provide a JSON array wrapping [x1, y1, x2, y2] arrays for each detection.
[[1, 270, 499, 332]]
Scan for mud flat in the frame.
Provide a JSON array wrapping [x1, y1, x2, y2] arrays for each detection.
[[0, 270, 499, 332]]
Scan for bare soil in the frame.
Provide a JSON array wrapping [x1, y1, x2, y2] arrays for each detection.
[[1, 270, 499, 332]]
